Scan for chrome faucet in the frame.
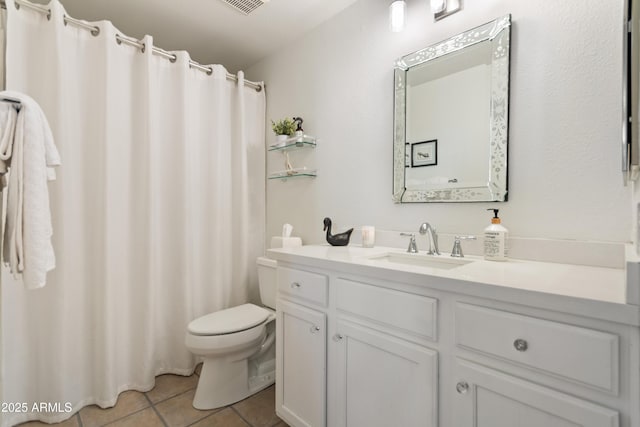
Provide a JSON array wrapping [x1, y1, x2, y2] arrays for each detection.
[[451, 235, 476, 258], [419, 222, 440, 255], [400, 233, 418, 253]]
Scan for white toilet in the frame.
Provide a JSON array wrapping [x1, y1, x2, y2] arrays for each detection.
[[185, 256, 277, 409]]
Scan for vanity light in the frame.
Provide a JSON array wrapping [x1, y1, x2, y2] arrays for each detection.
[[389, 0, 406, 32], [431, 0, 462, 21]]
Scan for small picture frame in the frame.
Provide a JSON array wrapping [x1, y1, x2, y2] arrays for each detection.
[[411, 139, 437, 167]]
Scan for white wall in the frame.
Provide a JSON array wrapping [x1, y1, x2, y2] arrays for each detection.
[[247, 0, 632, 246]]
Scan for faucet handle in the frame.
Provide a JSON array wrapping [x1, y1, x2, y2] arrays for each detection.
[[451, 235, 476, 258], [400, 233, 418, 253]]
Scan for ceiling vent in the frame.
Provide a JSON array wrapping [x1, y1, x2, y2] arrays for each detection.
[[220, 0, 268, 15]]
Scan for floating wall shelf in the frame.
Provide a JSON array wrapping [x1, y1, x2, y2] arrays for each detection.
[[268, 167, 317, 181], [267, 133, 318, 181], [268, 134, 317, 151]]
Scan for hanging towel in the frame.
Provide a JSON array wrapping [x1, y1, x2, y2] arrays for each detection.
[[0, 101, 18, 178], [0, 90, 61, 289]]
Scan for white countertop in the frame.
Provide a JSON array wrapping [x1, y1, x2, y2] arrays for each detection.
[[268, 245, 640, 326]]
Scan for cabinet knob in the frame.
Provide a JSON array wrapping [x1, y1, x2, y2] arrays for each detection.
[[309, 325, 320, 334], [291, 282, 301, 289], [456, 381, 469, 394], [333, 334, 344, 341], [513, 338, 528, 352]]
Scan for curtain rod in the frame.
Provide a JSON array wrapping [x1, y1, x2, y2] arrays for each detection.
[[0, 0, 264, 92]]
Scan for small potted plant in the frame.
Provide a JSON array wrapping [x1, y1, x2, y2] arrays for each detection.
[[271, 117, 296, 146]]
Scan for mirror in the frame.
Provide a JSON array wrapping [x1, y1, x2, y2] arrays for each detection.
[[624, 0, 639, 184], [392, 15, 511, 202]]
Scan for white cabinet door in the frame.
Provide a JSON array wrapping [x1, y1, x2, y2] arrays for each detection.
[[276, 300, 326, 427], [453, 359, 619, 427], [331, 320, 438, 427]]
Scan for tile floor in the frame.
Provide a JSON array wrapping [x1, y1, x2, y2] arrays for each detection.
[[17, 364, 288, 427]]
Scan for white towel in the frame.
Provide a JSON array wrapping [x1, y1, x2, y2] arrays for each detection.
[[0, 101, 18, 177], [0, 90, 61, 289]]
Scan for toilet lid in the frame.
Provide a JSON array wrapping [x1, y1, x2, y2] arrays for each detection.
[[188, 303, 270, 336]]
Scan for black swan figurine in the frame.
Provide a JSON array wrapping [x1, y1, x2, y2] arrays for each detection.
[[323, 217, 353, 246]]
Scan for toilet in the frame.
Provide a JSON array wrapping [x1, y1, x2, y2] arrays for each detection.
[[185, 256, 277, 409]]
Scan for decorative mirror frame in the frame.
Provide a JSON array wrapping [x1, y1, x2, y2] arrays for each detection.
[[392, 14, 511, 203]]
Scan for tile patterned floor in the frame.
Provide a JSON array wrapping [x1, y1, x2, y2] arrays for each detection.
[[17, 365, 288, 427]]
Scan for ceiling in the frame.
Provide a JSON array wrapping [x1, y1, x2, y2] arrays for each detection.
[[41, 0, 358, 72]]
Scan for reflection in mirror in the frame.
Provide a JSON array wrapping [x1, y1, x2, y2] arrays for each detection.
[[406, 42, 491, 190], [393, 15, 511, 202]]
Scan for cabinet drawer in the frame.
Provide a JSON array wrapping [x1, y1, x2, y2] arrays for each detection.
[[455, 303, 619, 393], [336, 278, 437, 342], [278, 267, 328, 307]]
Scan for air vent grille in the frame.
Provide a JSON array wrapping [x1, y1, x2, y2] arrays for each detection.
[[220, 0, 266, 15]]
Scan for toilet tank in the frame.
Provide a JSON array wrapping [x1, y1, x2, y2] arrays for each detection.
[[257, 257, 277, 309]]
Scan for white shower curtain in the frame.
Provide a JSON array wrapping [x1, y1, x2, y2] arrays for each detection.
[[0, 1, 265, 425]]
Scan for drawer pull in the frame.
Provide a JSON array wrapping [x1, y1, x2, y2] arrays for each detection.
[[333, 334, 344, 341], [310, 325, 320, 334], [513, 338, 528, 352], [456, 381, 469, 394], [290, 282, 301, 289]]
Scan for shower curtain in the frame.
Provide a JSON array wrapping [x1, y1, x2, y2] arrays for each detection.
[[0, 1, 266, 425]]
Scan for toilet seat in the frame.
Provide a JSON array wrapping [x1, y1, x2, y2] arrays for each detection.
[[185, 305, 275, 357], [188, 303, 270, 336]]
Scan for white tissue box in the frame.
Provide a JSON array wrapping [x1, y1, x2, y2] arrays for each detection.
[[271, 237, 303, 249]]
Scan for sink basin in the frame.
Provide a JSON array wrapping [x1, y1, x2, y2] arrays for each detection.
[[368, 252, 474, 270]]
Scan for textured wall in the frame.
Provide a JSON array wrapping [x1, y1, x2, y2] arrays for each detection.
[[247, 0, 632, 246]]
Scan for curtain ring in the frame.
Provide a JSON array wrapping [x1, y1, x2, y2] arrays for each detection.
[[169, 55, 177, 63], [91, 27, 100, 37], [46, 9, 51, 20], [141, 43, 145, 53], [206, 67, 213, 76], [14, 2, 19, 10], [116, 34, 122, 45], [63, 14, 68, 25]]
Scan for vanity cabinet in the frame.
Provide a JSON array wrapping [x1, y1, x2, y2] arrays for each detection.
[[332, 319, 438, 427], [276, 300, 326, 427], [276, 266, 328, 427], [273, 256, 638, 427], [455, 303, 619, 393], [329, 277, 439, 425], [452, 303, 622, 427], [452, 359, 620, 427], [276, 267, 440, 427]]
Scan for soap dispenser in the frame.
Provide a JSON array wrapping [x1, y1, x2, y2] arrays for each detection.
[[484, 209, 508, 261]]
